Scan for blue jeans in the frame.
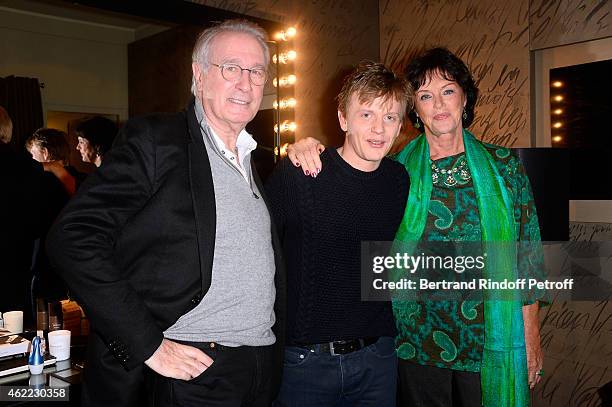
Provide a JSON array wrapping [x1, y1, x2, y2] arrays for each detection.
[[273, 337, 397, 407]]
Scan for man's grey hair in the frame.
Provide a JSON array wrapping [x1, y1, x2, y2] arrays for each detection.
[[191, 19, 270, 95], [0, 106, 13, 144]]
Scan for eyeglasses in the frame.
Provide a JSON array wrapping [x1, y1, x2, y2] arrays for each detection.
[[210, 63, 267, 86]]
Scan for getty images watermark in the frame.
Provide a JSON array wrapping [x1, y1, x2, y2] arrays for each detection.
[[371, 252, 574, 291], [360, 241, 611, 302]]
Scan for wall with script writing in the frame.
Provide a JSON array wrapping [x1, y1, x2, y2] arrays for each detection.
[[541, 222, 612, 407], [380, 0, 612, 149]]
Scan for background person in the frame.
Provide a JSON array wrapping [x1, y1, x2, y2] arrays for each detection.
[[75, 116, 117, 167], [0, 105, 43, 322], [24, 128, 75, 305], [0, 107, 65, 323], [25, 128, 79, 195]]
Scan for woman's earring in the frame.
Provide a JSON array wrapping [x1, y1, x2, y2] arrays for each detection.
[[462, 109, 468, 121], [414, 115, 421, 129]]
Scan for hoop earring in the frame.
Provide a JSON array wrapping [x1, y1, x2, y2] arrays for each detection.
[[414, 115, 421, 129]]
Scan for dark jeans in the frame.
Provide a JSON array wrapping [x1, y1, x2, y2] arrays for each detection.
[[146, 341, 275, 407], [397, 360, 482, 407], [274, 336, 397, 407]]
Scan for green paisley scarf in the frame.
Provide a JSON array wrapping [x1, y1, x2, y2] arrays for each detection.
[[393, 129, 529, 406]]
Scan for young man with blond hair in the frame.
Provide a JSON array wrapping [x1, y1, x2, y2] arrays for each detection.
[[266, 61, 412, 406]]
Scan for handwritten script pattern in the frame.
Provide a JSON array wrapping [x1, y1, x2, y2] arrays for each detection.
[[381, 0, 531, 147], [532, 222, 612, 407], [530, 0, 612, 50]]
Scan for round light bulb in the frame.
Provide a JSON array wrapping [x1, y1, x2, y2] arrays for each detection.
[[280, 143, 289, 157]]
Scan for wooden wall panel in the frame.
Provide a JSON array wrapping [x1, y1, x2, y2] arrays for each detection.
[[128, 25, 201, 117]]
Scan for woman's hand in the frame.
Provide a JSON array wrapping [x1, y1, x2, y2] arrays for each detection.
[[286, 137, 325, 177], [523, 302, 543, 389]]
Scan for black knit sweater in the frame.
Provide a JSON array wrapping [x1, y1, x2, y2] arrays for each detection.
[[265, 148, 409, 345]]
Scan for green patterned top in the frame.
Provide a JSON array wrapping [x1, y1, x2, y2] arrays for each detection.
[[394, 144, 541, 372]]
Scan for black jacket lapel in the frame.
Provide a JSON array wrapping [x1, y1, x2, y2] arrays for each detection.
[[186, 101, 216, 295]]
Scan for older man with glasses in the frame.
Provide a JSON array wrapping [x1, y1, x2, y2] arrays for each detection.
[[47, 19, 286, 407]]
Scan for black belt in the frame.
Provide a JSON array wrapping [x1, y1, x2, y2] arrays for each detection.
[[301, 337, 379, 356]]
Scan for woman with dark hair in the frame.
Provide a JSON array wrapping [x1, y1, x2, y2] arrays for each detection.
[[390, 47, 544, 406], [287, 48, 544, 406], [75, 116, 117, 167]]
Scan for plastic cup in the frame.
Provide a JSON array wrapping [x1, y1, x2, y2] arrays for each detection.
[[48, 330, 71, 361], [3, 311, 23, 334]]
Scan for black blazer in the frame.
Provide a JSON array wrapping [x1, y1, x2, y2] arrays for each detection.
[[47, 102, 286, 405]]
